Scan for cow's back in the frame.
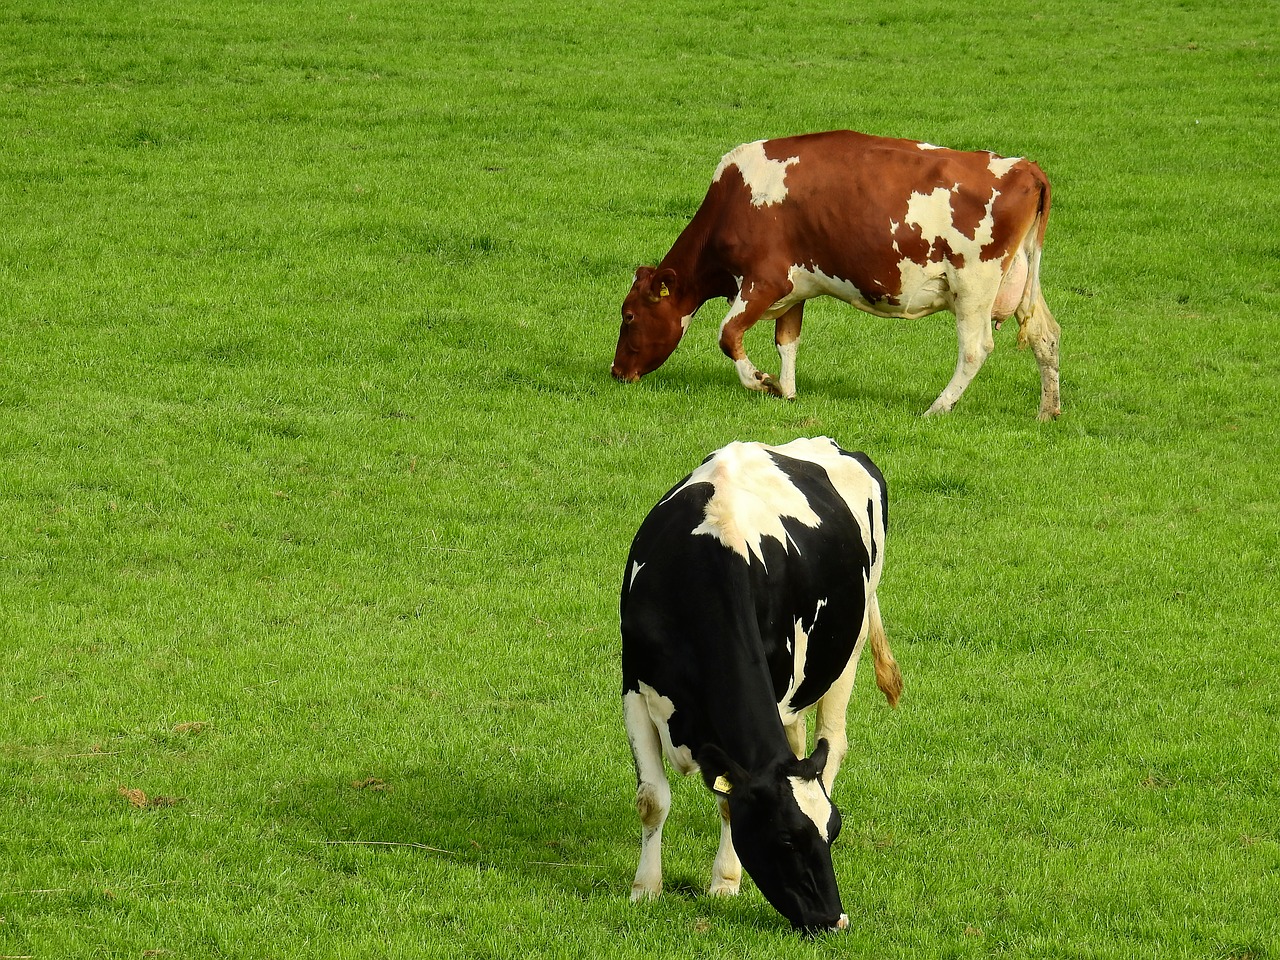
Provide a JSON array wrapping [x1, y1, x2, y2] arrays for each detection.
[[621, 438, 886, 722], [707, 130, 1048, 316]]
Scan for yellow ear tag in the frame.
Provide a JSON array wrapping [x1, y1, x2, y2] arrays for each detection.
[[713, 775, 733, 795], [659, 283, 670, 298]]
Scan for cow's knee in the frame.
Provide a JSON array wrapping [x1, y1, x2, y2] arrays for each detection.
[[636, 781, 669, 830]]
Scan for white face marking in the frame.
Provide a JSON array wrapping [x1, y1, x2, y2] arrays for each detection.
[[713, 140, 799, 207], [788, 775, 833, 842], [987, 154, 1022, 177], [664, 441, 821, 566]]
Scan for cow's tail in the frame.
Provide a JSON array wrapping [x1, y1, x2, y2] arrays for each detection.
[[868, 593, 902, 708], [1015, 165, 1052, 352]]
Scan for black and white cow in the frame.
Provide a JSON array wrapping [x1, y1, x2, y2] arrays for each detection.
[[621, 437, 903, 933]]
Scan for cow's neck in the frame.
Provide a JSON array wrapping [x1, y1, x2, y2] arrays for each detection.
[[699, 647, 794, 772], [659, 205, 738, 310]]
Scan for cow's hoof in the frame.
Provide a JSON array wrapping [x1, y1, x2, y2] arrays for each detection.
[[708, 878, 741, 897], [757, 375, 785, 398], [1037, 407, 1061, 422], [630, 884, 661, 902]]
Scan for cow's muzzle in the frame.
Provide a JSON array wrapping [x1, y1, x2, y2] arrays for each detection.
[[610, 364, 640, 383], [799, 913, 849, 936]]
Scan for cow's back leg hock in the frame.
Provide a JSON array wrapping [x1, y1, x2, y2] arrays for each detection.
[[1026, 291, 1061, 420], [709, 796, 742, 896], [925, 300, 996, 416], [719, 287, 789, 397], [773, 303, 804, 400], [624, 691, 670, 901]]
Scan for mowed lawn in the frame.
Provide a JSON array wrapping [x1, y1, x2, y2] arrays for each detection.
[[2, 0, 1277, 957]]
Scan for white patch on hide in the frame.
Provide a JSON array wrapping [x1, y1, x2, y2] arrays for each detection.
[[784, 262, 948, 321], [720, 296, 748, 333], [713, 140, 800, 207], [905, 186, 996, 253], [768, 438, 886, 577], [895, 185, 1009, 312], [916, 141, 944, 150], [637, 681, 697, 774], [663, 441, 821, 566], [779, 599, 827, 723], [987, 154, 1022, 178], [629, 560, 645, 589], [788, 775, 834, 842]]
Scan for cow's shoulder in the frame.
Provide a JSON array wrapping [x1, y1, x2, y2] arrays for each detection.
[[765, 438, 884, 517]]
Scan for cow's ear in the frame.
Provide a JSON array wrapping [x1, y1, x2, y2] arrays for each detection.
[[648, 267, 677, 302], [794, 738, 830, 782], [699, 743, 748, 797]]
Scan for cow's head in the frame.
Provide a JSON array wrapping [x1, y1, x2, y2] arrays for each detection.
[[611, 266, 689, 383], [700, 739, 848, 934]]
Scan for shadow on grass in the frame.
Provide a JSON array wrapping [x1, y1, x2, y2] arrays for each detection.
[[272, 760, 782, 930], [274, 761, 637, 899], [588, 359, 938, 416]]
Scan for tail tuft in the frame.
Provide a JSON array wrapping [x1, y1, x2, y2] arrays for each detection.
[[868, 594, 902, 708]]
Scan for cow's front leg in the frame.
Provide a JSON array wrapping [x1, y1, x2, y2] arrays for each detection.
[[624, 691, 671, 900], [709, 796, 742, 896], [925, 303, 995, 415], [774, 303, 804, 400], [719, 287, 788, 397]]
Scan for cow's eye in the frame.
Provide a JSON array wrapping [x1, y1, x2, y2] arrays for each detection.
[[622, 312, 635, 325]]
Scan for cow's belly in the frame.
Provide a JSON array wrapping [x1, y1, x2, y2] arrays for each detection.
[[782, 261, 953, 321]]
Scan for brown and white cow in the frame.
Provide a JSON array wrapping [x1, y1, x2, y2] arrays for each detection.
[[611, 130, 1061, 419]]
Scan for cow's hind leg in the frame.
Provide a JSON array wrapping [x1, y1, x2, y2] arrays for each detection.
[[813, 594, 901, 790], [1023, 291, 1061, 420], [925, 299, 996, 416], [624, 691, 670, 900], [813, 629, 864, 791]]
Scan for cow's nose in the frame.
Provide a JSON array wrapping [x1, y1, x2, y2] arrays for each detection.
[[611, 365, 637, 383]]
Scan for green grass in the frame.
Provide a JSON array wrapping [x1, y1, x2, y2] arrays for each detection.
[[2, 0, 1278, 957]]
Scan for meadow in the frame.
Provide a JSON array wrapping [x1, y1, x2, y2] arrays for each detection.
[[1, 0, 1277, 956]]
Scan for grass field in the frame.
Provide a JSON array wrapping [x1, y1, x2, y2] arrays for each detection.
[[2, 0, 1278, 956]]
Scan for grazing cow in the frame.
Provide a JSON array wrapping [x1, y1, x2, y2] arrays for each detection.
[[611, 130, 1061, 419], [621, 437, 903, 933]]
